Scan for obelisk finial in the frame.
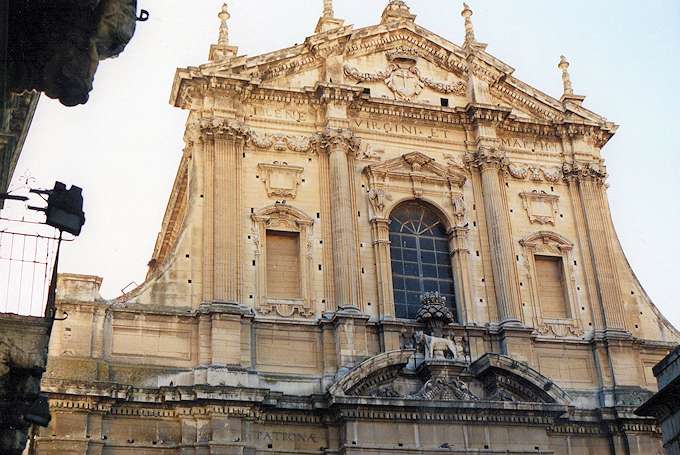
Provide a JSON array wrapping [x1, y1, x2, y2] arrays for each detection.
[[323, 0, 334, 18], [461, 3, 476, 45], [558, 55, 573, 96]]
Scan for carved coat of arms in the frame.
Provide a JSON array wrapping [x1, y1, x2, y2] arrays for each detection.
[[385, 65, 424, 99], [343, 49, 466, 101]]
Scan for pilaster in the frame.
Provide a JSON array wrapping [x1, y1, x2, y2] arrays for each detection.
[[468, 146, 522, 325], [563, 161, 627, 333], [198, 118, 248, 305], [448, 225, 474, 323], [370, 217, 394, 319], [321, 128, 362, 310]]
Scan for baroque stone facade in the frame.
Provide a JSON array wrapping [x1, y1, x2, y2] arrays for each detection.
[[38, 2, 678, 454]]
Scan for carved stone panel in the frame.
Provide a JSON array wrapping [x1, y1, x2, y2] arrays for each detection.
[[257, 162, 304, 199], [519, 191, 559, 225]]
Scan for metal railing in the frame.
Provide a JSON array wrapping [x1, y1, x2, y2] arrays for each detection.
[[0, 217, 61, 316]]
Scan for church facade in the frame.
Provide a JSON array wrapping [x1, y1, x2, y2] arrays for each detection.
[[36, 2, 678, 454]]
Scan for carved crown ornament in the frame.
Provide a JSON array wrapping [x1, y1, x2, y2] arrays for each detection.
[[343, 50, 466, 101]]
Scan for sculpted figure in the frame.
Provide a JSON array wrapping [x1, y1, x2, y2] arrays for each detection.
[[415, 330, 461, 360]]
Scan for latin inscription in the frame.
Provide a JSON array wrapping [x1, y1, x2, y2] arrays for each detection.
[[248, 105, 308, 122], [352, 119, 450, 139], [246, 431, 319, 444], [499, 137, 558, 152]]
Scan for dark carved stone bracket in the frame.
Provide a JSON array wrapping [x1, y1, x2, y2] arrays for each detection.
[[7, 0, 142, 106]]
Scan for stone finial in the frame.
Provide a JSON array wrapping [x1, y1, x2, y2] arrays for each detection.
[[558, 55, 573, 96], [381, 0, 416, 24], [315, 0, 345, 33], [461, 3, 476, 45], [416, 292, 454, 337], [557, 55, 585, 105], [323, 0, 334, 18], [217, 3, 230, 46], [209, 2, 238, 61]]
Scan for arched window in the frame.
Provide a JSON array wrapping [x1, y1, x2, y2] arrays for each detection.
[[389, 201, 456, 319]]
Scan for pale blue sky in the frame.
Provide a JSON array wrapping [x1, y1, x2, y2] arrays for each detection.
[[8, 1, 680, 325]]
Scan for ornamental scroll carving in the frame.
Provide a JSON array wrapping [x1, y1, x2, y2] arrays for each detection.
[[343, 49, 466, 100]]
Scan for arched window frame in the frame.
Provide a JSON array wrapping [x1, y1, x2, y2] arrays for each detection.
[[251, 204, 315, 318], [388, 200, 457, 319], [364, 152, 473, 323]]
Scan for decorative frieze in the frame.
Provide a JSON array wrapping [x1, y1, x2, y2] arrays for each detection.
[[506, 163, 562, 183], [250, 131, 319, 154]]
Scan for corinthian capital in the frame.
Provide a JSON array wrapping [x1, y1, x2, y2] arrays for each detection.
[[562, 161, 607, 183], [199, 117, 251, 140], [320, 128, 361, 155], [466, 145, 507, 170]]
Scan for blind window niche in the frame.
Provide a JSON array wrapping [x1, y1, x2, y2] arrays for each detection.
[[535, 255, 569, 319], [266, 230, 301, 299]]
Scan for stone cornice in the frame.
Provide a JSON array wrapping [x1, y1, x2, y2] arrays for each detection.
[[465, 103, 512, 124], [171, 75, 616, 146], [148, 151, 189, 277]]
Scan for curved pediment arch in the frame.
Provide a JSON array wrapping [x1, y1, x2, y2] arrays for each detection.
[[328, 349, 415, 397], [328, 350, 571, 406], [469, 353, 572, 406], [520, 230, 574, 251], [252, 203, 314, 231]]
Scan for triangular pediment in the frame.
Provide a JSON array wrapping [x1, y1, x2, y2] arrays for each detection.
[[365, 152, 466, 187], [178, 10, 612, 127]]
